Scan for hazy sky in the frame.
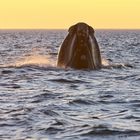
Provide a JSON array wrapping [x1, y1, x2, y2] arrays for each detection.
[[0, 0, 140, 29]]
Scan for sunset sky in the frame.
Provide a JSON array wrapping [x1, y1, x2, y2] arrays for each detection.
[[0, 0, 140, 29]]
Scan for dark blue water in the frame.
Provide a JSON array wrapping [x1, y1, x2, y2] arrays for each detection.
[[0, 29, 140, 140]]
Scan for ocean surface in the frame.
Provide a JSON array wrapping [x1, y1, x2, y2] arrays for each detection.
[[0, 29, 140, 140]]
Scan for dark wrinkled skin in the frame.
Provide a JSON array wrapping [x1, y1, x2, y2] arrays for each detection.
[[57, 22, 102, 70]]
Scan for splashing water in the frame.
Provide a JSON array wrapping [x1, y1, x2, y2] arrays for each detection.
[[14, 54, 56, 67], [102, 58, 110, 66], [0, 54, 56, 68], [0, 46, 57, 68]]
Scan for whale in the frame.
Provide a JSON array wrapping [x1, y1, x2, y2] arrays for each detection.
[[57, 22, 102, 70]]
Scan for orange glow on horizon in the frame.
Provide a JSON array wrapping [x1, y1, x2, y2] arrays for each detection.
[[0, 0, 140, 29]]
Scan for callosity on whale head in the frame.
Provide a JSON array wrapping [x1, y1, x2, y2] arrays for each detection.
[[57, 22, 102, 70]]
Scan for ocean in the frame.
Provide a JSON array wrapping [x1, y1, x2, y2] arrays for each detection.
[[0, 29, 140, 140]]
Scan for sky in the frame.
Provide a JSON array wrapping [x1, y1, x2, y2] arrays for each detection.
[[0, 0, 140, 29]]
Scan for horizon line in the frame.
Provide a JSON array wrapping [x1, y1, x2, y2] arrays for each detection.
[[0, 28, 140, 30]]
